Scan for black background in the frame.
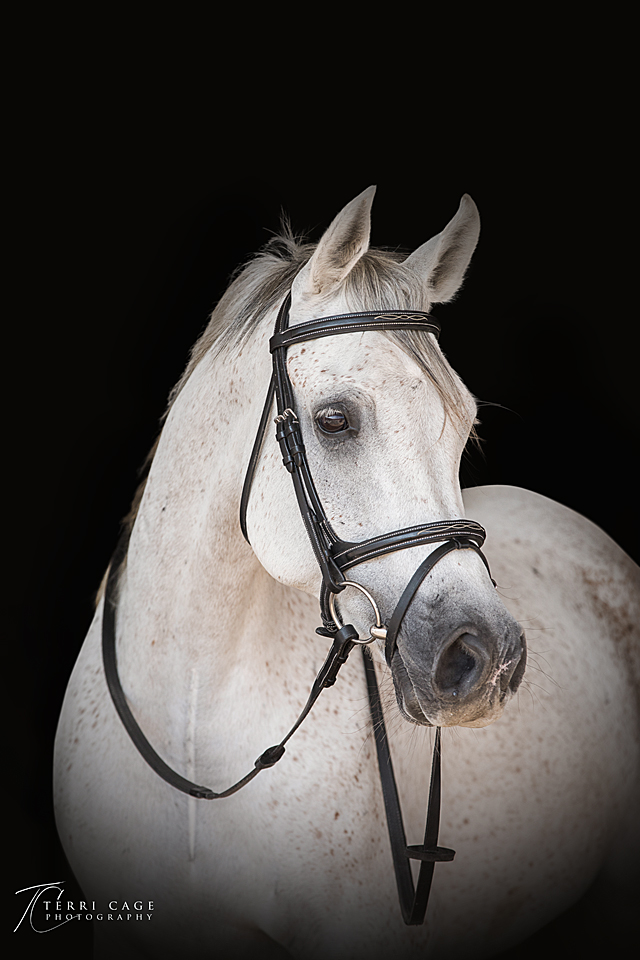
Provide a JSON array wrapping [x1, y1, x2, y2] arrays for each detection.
[[8, 33, 636, 958]]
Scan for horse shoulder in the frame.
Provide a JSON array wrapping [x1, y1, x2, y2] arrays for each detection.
[[454, 484, 640, 922]]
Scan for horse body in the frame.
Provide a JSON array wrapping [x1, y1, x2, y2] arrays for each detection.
[[54, 189, 639, 958]]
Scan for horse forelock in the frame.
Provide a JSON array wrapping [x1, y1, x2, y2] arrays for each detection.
[[96, 226, 478, 607]]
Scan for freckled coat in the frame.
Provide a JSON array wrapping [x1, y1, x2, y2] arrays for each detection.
[[55, 188, 640, 959]]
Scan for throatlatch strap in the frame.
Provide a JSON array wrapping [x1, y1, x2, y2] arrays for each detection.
[[239, 291, 292, 544], [239, 378, 275, 543]]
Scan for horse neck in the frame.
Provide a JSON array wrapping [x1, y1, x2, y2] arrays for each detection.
[[114, 318, 315, 701]]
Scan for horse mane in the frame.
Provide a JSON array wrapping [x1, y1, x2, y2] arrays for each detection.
[[96, 223, 477, 606]]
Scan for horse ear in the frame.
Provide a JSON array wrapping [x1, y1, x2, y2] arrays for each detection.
[[292, 186, 376, 301], [404, 195, 480, 303]]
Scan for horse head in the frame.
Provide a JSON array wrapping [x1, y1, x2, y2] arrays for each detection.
[[245, 187, 526, 728]]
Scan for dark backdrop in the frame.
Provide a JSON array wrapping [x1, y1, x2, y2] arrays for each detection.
[[9, 79, 635, 957]]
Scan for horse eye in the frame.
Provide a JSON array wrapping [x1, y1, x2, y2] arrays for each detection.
[[316, 409, 350, 435]]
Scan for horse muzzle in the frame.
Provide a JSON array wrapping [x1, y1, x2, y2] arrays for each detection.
[[392, 608, 527, 727]]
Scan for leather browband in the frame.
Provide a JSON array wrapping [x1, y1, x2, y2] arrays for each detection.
[[269, 310, 440, 352]]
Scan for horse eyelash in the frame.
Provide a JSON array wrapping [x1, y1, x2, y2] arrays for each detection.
[[320, 406, 347, 417]]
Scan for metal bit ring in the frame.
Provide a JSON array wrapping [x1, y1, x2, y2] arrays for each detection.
[[329, 580, 388, 644]]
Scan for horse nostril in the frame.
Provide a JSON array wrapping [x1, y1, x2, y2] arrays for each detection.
[[506, 634, 527, 694], [433, 632, 491, 699]]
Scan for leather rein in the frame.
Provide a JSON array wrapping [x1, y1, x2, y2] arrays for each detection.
[[102, 291, 494, 925]]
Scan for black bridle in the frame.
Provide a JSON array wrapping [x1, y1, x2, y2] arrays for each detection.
[[102, 291, 495, 925]]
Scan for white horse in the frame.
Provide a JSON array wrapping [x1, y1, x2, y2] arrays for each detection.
[[54, 187, 639, 959]]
